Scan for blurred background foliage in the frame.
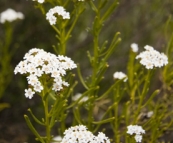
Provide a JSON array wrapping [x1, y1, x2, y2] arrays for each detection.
[[0, 0, 173, 142]]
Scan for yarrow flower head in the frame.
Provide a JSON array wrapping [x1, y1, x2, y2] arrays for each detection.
[[0, 8, 24, 23], [136, 45, 168, 69], [46, 6, 70, 25], [61, 125, 110, 143], [113, 71, 128, 82], [131, 43, 138, 53], [127, 125, 145, 142], [14, 48, 77, 99]]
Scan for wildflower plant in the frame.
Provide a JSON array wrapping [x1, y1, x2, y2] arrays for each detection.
[[0, 8, 24, 111], [14, 48, 77, 142], [13, 0, 173, 143]]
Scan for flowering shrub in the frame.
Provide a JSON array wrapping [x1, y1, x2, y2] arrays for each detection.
[[0, 0, 172, 143]]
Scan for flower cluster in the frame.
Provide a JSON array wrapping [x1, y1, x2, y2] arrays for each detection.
[[14, 48, 77, 99], [61, 125, 110, 143], [136, 45, 168, 69], [131, 43, 138, 53], [32, 0, 44, 3], [127, 125, 145, 142], [0, 8, 24, 23], [113, 71, 128, 82], [46, 6, 70, 25]]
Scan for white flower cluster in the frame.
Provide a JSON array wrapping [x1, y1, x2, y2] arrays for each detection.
[[61, 125, 110, 143], [127, 125, 145, 142], [46, 6, 70, 25], [14, 48, 77, 99], [0, 8, 24, 23], [113, 71, 128, 82], [131, 43, 138, 53], [32, 0, 44, 3], [136, 45, 168, 69]]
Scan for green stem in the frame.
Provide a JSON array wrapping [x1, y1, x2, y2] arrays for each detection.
[[92, 33, 99, 84], [42, 93, 51, 143], [59, 25, 66, 55], [114, 102, 120, 142], [133, 70, 152, 124], [65, 13, 80, 41], [87, 97, 95, 130]]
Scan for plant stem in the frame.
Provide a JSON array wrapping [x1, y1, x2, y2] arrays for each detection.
[[42, 92, 51, 143], [59, 24, 66, 55], [133, 70, 152, 123]]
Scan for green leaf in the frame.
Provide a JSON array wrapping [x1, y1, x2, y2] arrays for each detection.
[[77, 65, 89, 89], [142, 89, 160, 108], [98, 0, 108, 10], [101, 1, 119, 22], [73, 107, 83, 124], [24, 115, 45, 143], [89, 1, 98, 13], [92, 117, 115, 124], [96, 79, 122, 101], [28, 109, 45, 126]]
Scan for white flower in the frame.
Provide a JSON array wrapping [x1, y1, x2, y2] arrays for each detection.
[[134, 134, 142, 143], [14, 48, 77, 99], [62, 81, 69, 87], [27, 74, 39, 86], [0, 8, 24, 23], [136, 45, 168, 69], [127, 125, 145, 143], [95, 132, 110, 143], [46, 6, 70, 25], [25, 88, 35, 99], [34, 68, 43, 77], [127, 125, 145, 135], [33, 82, 43, 93], [113, 71, 128, 82], [52, 82, 63, 92], [131, 43, 138, 53], [61, 125, 110, 143]]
